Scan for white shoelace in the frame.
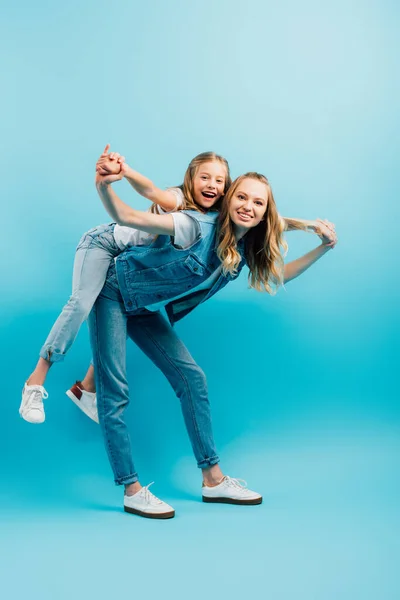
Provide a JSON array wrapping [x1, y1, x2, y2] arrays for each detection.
[[140, 482, 163, 505], [223, 476, 248, 490], [27, 387, 48, 409]]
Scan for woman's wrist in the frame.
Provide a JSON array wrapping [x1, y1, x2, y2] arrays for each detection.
[[319, 242, 333, 252]]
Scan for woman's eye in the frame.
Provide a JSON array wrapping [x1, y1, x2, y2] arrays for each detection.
[[238, 195, 245, 200]]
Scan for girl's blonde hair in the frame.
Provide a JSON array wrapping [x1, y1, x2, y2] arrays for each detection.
[[217, 173, 306, 294], [150, 152, 231, 214]]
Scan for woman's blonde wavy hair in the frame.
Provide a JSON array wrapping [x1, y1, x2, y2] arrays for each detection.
[[217, 173, 307, 294], [150, 151, 231, 214]]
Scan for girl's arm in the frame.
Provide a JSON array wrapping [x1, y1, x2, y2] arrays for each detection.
[[96, 145, 178, 212], [96, 176, 175, 236], [283, 221, 337, 283]]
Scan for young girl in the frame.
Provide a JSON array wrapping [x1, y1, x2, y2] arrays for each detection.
[[86, 169, 337, 518], [20, 147, 231, 424]]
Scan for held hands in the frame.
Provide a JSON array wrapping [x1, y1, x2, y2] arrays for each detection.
[[313, 218, 337, 248], [95, 144, 128, 186]]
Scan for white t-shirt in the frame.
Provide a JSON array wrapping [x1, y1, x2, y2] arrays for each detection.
[[113, 187, 185, 250]]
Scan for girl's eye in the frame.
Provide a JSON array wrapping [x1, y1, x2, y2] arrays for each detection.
[[201, 176, 208, 180], [238, 195, 245, 200]]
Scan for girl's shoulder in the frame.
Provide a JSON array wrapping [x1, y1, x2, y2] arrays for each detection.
[[166, 186, 185, 206]]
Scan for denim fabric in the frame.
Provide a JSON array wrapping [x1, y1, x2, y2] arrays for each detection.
[[39, 224, 120, 363], [115, 210, 246, 324], [88, 289, 219, 486]]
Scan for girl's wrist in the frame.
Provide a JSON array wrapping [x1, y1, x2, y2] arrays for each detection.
[[96, 179, 110, 190]]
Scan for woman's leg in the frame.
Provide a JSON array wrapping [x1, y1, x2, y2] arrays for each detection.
[[88, 293, 137, 487], [126, 312, 262, 504], [88, 295, 175, 518], [126, 311, 223, 483]]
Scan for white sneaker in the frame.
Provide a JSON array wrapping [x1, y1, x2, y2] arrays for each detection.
[[202, 476, 263, 505], [19, 383, 48, 424], [124, 483, 175, 519], [66, 381, 99, 424]]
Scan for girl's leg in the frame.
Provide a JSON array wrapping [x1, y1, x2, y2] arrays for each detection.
[[28, 224, 119, 385], [126, 311, 222, 479], [80, 364, 96, 393], [20, 224, 119, 424]]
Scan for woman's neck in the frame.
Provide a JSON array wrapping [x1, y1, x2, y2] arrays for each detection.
[[233, 224, 248, 241]]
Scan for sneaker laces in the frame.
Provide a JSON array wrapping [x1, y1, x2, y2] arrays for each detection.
[[223, 476, 248, 490], [140, 482, 163, 505], [27, 386, 49, 409]]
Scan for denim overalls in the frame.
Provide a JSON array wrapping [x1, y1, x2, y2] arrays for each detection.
[[88, 211, 247, 485]]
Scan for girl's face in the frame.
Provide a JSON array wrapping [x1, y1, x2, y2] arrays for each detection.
[[192, 161, 227, 209], [229, 178, 268, 234]]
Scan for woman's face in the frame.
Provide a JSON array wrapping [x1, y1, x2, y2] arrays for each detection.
[[228, 177, 268, 233], [192, 161, 227, 209]]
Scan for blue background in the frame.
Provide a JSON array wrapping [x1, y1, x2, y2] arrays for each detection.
[[2, 1, 399, 598]]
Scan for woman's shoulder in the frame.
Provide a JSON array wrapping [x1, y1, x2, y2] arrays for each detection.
[[180, 210, 219, 224]]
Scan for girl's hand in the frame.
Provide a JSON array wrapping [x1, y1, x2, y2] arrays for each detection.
[[96, 144, 127, 176], [315, 218, 337, 248]]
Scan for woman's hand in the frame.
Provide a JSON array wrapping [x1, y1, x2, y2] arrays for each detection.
[[314, 218, 337, 248]]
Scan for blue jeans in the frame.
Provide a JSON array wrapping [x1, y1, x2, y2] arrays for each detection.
[[88, 272, 220, 485], [40, 224, 120, 363]]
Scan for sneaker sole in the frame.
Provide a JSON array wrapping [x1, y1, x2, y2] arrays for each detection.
[[19, 411, 45, 424], [124, 506, 175, 519], [65, 390, 99, 424], [202, 496, 263, 506]]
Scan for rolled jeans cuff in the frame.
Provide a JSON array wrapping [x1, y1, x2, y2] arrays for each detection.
[[39, 346, 66, 364], [197, 455, 220, 469], [114, 472, 139, 486]]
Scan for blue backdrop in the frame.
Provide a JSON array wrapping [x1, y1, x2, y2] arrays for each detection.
[[2, 1, 399, 599]]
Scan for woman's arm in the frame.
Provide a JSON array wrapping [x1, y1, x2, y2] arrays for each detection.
[[282, 217, 316, 232], [96, 145, 178, 212], [283, 221, 337, 283], [284, 244, 331, 283], [282, 217, 335, 234], [96, 176, 175, 236]]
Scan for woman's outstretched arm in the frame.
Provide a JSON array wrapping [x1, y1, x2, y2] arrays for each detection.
[[95, 174, 175, 236], [284, 244, 331, 283], [283, 221, 337, 283]]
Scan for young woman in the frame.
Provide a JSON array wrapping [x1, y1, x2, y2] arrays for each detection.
[[20, 147, 231, 424], [86, 167, 337, 519]]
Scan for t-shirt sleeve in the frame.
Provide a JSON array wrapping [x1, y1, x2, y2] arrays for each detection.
[[154, 187, 185, 214], [171, 213, 200, 249]]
